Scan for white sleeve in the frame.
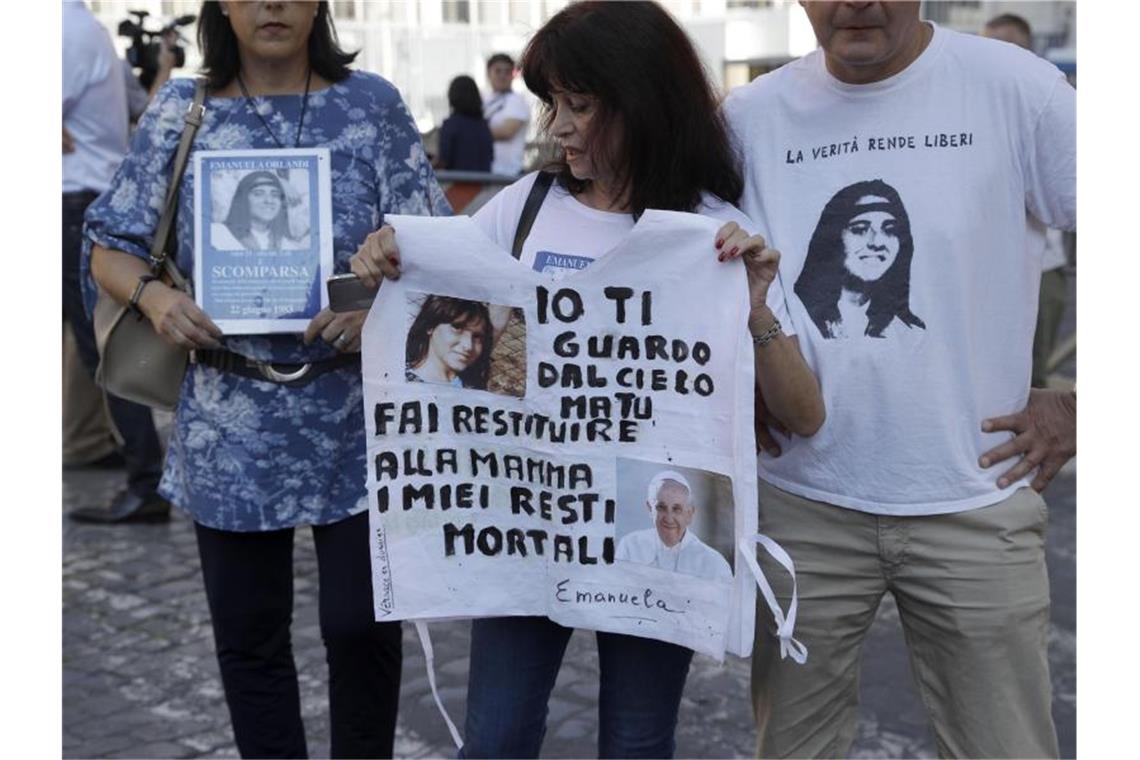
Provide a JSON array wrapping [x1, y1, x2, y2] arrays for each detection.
[[61, 16, 89, 114], [504, 93, 531, 123], [1023, 76, 1076, 232], [471, 173, 539, 252]]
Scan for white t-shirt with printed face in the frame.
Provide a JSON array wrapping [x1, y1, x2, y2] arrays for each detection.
[[483, 89, 531, 176], [724, 24, 1075, 515], [470, 171, 796, 331]]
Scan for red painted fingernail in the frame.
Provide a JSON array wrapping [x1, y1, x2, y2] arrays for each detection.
[[729, 246, 739, 256], [387, 256, 399, 266], [715, 238, 724, 249]]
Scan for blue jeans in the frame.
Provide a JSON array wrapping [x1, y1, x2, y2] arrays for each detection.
[[460, 616, 694, 758]]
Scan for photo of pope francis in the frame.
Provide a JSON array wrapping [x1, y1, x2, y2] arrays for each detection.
[[615, 470, 732, 581]]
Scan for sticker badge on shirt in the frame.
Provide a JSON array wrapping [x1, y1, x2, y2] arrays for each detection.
[[533, 250, 594, 276]]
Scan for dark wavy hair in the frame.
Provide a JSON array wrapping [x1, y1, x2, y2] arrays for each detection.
[[795, 179, 925, 339], [197, 1, 357, 91], [520, 1, 742, 214], [224, 171, 293, 249], [406, 295, 493, 390], [447, 75, 484, 119]]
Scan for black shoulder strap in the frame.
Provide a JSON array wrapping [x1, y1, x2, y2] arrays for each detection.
[[511, 171, 555, 260]]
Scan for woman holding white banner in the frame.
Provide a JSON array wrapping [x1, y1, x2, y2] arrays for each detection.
[[81, 2, 448, 757], [350, 2, 824, 756]]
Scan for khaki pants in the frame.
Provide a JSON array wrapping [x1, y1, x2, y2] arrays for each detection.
[[752, 482, 1058, 759], [62, 322, 117, 465]]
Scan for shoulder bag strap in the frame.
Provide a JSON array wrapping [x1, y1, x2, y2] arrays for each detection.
[[511, 171, 555, 260], [150, 77, 208, 291]]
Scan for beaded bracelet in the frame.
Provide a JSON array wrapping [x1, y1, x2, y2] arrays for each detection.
[[751, 317, 783, 348]]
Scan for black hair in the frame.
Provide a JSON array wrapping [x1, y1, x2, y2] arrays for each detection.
[[447, 75, 484, 119], [486, 53, 515, 69], [795, 180, 925, 339], [520, 0, 742, 214], [984, 13, 1033, 45], [224, 171, 293, 249], [406, 295, 493, 390], [197, 1, 357, 91]]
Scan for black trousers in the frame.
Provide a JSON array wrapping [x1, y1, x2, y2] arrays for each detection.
[[62, 190, 162, 495], [195, 511, 402, 759]]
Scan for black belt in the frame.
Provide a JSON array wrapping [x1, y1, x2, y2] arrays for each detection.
[[62, 189, 100, 207], [194, 349, 360, 386]]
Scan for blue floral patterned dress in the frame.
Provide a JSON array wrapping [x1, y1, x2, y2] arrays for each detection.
[[82, 72, 450, 531]]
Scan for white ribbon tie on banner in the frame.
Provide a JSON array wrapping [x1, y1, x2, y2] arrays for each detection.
[[738, 533, 808, 664], [414, 621, 464, 749]]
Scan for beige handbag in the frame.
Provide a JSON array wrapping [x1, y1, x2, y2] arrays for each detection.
[[93, 79, 207, 410]]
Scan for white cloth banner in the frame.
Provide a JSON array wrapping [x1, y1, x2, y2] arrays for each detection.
[[362, 212, 760, 659]]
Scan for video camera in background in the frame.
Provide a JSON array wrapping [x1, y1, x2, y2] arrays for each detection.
[[118, 10, 195, 91]]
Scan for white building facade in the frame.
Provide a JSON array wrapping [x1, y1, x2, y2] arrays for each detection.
[[88, 0, 1076, 138]]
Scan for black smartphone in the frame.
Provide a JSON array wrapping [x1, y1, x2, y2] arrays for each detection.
[[327, 273, 379, 313]]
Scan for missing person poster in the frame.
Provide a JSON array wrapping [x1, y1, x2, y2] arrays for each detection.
[[193, 148, 333, 334], [362, 214, 759, 659]]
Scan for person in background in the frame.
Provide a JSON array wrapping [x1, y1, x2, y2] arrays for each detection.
[[982, 12, 1072, 389], [437, 74, 494, 211], [439, 75, 493, 172], [483, 52, 530, 176], [64, 0, 168, 523]]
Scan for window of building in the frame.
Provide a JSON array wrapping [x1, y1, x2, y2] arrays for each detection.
[[443, 0, 471, 24], [478, 0, 501, 25]]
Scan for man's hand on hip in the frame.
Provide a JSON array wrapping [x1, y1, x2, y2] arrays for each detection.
[[979, 389, 1076, 492]]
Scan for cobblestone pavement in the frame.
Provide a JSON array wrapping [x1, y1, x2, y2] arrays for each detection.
[[63, 277, 1077, 759], [62, 462, 1076, 760]]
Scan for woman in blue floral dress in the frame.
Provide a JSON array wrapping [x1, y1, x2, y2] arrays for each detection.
[[82, 3, 448, 757]]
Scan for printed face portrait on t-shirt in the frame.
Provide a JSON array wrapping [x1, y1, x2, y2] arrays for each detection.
[[794, 179, 926, 340]]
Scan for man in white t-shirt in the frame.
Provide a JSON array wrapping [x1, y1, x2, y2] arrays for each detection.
[[482, 53, 530, 176], [616, 471, 733, 582], [64, 0, 168, 524], [724, 2, 1075, 757], [983, 13, 1072, 390]]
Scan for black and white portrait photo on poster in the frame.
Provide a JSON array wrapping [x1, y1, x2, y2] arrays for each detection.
[[404, 292, 527, 398], [210, 168, 311, 251], [794, 179, 926, 340], [194, 148, 333, 334], [614, 459, 734, 582]]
